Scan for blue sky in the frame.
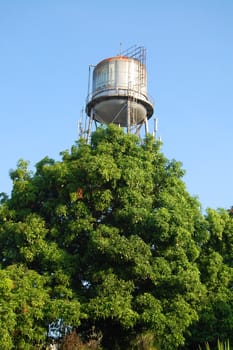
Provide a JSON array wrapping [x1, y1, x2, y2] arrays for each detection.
[[0, 0, 232, 211]]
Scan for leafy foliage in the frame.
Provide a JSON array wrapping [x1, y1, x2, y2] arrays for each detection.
[[198, 339, 231, 350], [184, 209, 233, 349], [0, 125, 232, 349]]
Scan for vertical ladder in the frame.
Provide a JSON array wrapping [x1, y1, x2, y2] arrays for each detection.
[[138, 47, 145, 91]]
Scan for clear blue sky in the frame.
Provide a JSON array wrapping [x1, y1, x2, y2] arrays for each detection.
[[0, 0, 233, 211]]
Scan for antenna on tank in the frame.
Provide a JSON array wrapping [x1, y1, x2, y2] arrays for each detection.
[[153, 117, 158, 140], [78, 108, 85, 139], [119, 42, 122, 56]]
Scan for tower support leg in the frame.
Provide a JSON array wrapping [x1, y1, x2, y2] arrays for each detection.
[[144, 117, 148, 135]]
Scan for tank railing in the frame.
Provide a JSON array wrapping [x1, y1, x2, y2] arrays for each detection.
[[86, 86, 153, 106], [120, 45, 146, 65], [147, 92, 155, 107], [121, 44, 138, 56]]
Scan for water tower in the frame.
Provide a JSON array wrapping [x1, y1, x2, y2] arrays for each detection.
[[81, 46, 154, 140]]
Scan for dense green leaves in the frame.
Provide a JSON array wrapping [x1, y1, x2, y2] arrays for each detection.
[[0, 125, 232, 349], [0, 265, 49, 349], [184, 209, 233, 349]]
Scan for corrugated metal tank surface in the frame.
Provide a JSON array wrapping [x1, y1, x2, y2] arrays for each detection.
[[86, 56, 153, 127]]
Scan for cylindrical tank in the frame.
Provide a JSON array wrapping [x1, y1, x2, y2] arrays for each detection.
[[86, 55, 153, 127]]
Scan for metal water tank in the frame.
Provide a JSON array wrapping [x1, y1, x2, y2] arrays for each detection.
[[86, 54, 154, 127]]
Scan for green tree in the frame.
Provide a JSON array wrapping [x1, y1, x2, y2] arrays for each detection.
[[76, 127, 206, 349], [184, 208, 233, 349], [0, 125, 218, 349], [0, 181, 82, 348], [0, 265, 48, 349]]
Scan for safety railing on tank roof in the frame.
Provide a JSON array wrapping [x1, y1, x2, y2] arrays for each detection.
[[120, 45, 146, 65]]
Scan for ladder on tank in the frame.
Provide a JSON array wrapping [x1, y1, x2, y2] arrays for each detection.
[[125, 46, 147, 134], [121, 45, 146, 88]]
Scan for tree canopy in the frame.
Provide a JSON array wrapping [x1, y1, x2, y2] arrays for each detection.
[[0, 125, 232, 349]]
